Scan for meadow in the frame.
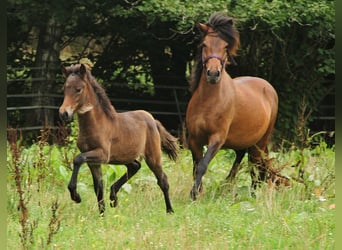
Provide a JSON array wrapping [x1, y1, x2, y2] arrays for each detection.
[[7, 130, 335, 249]]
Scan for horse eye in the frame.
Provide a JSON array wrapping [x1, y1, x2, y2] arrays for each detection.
[[76, 87, 82, 93]]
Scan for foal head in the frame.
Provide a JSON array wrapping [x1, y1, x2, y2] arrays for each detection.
[[59, 64, 95, 122], [199, 12, 240, 84]]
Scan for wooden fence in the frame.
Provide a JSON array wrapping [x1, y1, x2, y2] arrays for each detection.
[[7, 67, 335, 142], [7, 78, 189, 133]]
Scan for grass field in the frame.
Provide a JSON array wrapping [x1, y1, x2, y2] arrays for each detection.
[[7, 136, 335, 249]]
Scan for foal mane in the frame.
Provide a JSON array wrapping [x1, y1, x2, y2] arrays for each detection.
[[84, 67, 116, 120], [189, 12, 240, 93]]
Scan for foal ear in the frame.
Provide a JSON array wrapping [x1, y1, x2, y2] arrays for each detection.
[[79, 64, 87, 76], [198, 23, 209, 33], [61, 65, 68, 78]]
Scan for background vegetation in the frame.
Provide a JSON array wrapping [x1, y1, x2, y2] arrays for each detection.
[[7, 0, 335, 145]]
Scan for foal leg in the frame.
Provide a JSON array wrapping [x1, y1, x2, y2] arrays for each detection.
[[88, 164, 105, 214], [110, 160, 141, 208], [68, 154, 87, 203], [145, 157, 173, 213], [191, 137, 223, 200], [226, 149, 246, 182], [68, 149, 107, 208]]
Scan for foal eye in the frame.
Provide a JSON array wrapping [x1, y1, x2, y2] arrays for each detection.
[[75, 87, 82, 93]]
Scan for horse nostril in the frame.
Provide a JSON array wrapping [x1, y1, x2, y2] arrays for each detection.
[[215, 70, 220, 77], [206, 69, 211, 77]]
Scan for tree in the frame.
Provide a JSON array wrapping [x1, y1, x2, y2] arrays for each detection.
[[7, 0, 334, 145]]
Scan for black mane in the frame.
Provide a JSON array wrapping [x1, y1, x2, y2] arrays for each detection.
[[189, 12, 240, 93], [85, 69, 115, 120]]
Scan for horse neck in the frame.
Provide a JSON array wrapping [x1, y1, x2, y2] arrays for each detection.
[[77, 93, 116, 132]]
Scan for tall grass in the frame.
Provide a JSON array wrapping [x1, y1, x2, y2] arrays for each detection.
[[7, 132, 335, 249]]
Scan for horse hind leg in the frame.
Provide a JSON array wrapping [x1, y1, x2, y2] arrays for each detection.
[[248, 141, 270, 192], [88, 164, 105, 214], [110, 160, 141, 208], [145, 156, 174, 213], [226, 149, 246, 183]]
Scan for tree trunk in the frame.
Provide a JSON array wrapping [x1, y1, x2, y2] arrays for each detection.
[[27, 16, 62, 129]]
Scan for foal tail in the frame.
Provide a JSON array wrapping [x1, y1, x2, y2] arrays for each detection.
[[155, 120, 179, 161]]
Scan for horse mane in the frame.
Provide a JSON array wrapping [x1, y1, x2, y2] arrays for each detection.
[[84, 68, 116, 120], [189, 12, 240, 93], [64, 64, 115, 120]]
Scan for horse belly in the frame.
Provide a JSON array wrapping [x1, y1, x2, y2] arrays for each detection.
[[224, 111, 271, 149]]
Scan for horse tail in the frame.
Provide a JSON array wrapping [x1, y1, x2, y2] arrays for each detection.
[[155, 120, 179, 161]]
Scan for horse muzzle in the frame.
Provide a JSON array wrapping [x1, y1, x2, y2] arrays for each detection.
[[206, 69, 221, 84], [59, 107, 74, 123]]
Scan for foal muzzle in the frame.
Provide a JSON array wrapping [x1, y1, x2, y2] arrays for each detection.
[[59, 107, 74, 123]]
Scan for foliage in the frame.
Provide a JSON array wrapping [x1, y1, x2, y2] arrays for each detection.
[[7, 0, 335, 145], [7, 132, 335, 249]]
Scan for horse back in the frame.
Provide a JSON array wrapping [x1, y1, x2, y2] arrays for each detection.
[[108, 110, 161, 163]]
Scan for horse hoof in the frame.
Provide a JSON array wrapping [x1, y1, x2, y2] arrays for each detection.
[[167, 208, 174, 214], [190, 189, 197, 201], [110, 199, 118, 208], [72, 193, 81, 203], [99, 208, 105, 215]]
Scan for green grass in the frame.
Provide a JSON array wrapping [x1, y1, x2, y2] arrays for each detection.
[[7, 142, 335, 249]]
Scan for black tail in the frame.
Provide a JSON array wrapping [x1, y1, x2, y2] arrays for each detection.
[[155, 120, 179, 161]]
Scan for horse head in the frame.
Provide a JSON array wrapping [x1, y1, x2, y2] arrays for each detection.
[[59, 64, 94, 122], [198, 12, 239, 84]]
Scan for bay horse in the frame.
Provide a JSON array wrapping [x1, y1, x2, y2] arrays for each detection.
[[59, 64, 178, 214], [186, 12, 279, 200]]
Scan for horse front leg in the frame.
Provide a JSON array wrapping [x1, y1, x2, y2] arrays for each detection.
[[187, 138, 203, 200], [191, 138, 223, 200], [110, 160, 141, 208], [68, 149, 107, 211], [88, 164, 105, 214], [68, 154, 86, 203]]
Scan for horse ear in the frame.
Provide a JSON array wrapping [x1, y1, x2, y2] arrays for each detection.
[[198, 23, 209, 33], [227, 18, 233, 25], [79, 64, 87, 76], [61, 65, 68, 78]]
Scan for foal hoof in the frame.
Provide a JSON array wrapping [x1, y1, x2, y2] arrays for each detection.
[[167, 208, 174, 214], [110, 199, 118, 208], [71, 193, 81, 203], [190, 189, 198, 201]]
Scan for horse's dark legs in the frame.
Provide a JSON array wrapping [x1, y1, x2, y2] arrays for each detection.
[[249, 146, 268, 191], [226, 149, 246, 182], [68, 154, 86, 203], [145, 158, 174, 213], [88, 164, 105, 214], [190, 140, 222, 200], [109, 160, 141, 208], [68, 149, 107, 213], [190, 147, 204, 193]]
